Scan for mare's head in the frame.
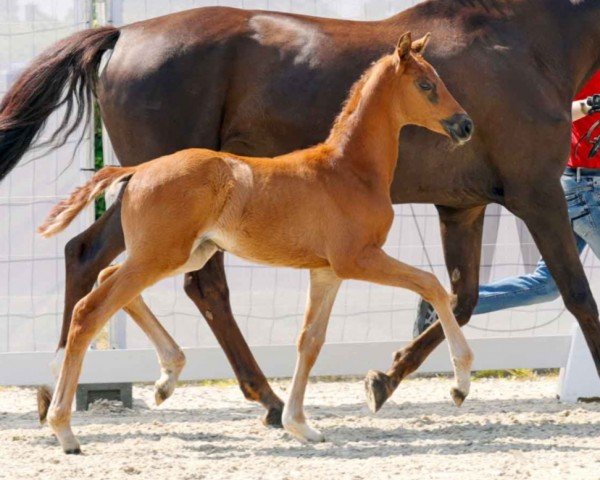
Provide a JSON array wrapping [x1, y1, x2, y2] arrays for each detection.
[[390, 32, 473, 145]]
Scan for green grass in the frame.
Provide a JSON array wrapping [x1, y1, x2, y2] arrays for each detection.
[[94, 102, 106, 220], [185, 371, 559, 386], [180, 379, 239, 388], [472, 369, 558, 380]]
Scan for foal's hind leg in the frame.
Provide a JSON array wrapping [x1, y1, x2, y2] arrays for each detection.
[[283, 268, 341, 442], [38, 201, 125, 423], [333, 248, 473, 412], [48, 261, 167, 454], [98, 265, 185, 406]]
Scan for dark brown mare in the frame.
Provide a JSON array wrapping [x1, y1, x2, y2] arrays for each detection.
[[1, 0, 600, 425]]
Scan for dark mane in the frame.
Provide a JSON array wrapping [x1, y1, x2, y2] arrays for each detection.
[[408, 0, 589, 26]]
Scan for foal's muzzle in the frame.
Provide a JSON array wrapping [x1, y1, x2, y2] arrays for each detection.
[[442, 113, 474, 145]]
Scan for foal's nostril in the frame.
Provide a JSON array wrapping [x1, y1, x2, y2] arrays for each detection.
[[461, 118, 474, 137], [442, 114, 474, 144]]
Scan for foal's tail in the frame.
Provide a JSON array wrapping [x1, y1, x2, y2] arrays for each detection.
[[38, 166, 135, 238], [0, 26, 120, 181]]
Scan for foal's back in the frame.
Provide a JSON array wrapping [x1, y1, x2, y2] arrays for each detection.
[[120, 135, 394, 270], [120, 146, 342, 269]]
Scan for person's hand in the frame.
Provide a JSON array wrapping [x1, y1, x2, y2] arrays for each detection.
[[586, 94, 600, 114]]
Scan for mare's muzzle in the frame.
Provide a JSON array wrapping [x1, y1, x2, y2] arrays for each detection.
[[442, 113, 474, 145]]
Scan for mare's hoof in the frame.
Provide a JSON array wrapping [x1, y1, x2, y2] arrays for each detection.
[[365, 370, 393, 413], [262, 405, 284, 428], [37, 385, 53, 424], [450, 387, 467, 407], [64, 447, 82, 455]]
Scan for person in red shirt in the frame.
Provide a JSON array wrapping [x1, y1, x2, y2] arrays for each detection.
[[571, 74, 600, 167], [413, 72, 600, 336]]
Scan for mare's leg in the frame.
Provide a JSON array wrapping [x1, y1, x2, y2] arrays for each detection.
[[38, 201, 125, 423], [98, 265, 185, 405], [60, 199, 125, 349], [282, 268, 341, 442], [184, 253, 285, 427], [507, 184, 600, 375], [333, 246, 474, 412], [365, 206, 485, 412], [48, 261, 167, 454]]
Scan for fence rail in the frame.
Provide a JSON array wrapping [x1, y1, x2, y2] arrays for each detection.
[[0, 335, 572, 386]]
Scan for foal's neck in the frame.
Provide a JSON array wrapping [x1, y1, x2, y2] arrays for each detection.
[[324, 59, 404, 187]]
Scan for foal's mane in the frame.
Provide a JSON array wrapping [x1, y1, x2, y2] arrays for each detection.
[[325, 55, 393, 146]]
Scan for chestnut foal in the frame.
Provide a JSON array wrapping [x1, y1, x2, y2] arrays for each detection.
[[39, 32, 473, 453]]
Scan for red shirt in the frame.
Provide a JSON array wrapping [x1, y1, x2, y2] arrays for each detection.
[[570, 71, 600, 168]]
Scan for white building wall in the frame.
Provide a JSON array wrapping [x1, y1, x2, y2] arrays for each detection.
[[2, 0, 595, 357], [101, 0, 586, 352], [0, 0, 94, 353]]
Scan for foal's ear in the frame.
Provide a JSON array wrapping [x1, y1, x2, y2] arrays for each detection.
[[412, 33, 431, 55], [396, 32, 412, 62]]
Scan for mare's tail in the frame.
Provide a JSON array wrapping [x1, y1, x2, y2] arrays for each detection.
[[0, 26, 120, 181]]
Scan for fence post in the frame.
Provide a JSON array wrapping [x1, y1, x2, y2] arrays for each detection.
[[557, 324, 600, 402]]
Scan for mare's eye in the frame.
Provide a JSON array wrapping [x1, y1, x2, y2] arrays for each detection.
[[419, 82, 433, 91]]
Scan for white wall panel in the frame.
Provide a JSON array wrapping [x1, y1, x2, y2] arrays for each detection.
[[0, 0, 94, 353]]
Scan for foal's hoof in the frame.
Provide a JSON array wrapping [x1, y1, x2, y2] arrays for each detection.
[[64, 447, 82, 455], [365, 370, 393, 413], [283, 418, 325, 443], [262, 405, 284, 428], [37, 385, 53, 424], [154, 372, 178, 406], [154, 383, 172, 406], [450, 387, 467, 407], [154, 388, 168, 406]]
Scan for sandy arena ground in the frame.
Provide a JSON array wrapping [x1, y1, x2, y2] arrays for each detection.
[[1, 375, 599, 480]]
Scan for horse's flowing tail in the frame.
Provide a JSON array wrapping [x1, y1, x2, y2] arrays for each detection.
[[38, 166, 135, 238], [0, 26, 120, 181]]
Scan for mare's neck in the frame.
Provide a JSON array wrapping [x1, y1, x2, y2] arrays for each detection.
[[388, 0, 600, 98], [325, 63, 403, 187], [555, 1, 600, 95], [509, 1, 600, 98]]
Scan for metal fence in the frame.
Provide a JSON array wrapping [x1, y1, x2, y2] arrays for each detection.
[[103, 0, 581, 353], [1, 0, 593, 386], [0, 0, 94, 354]]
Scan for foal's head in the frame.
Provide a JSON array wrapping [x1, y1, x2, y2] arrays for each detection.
[[389, 32, 473, 145]]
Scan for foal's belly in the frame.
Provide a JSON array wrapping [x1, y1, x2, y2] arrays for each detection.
[[207, 229, 330, 270]]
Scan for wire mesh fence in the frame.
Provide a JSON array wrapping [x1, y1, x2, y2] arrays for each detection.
[[101, 0, 586, 352], [1, 0, 594, 358], [0, 0, 94, 353]]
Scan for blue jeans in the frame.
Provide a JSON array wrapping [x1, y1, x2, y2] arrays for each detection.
[[474, 168, 600, 315]]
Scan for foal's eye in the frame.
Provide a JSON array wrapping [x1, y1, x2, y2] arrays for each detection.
[[419, 82, 433, 91]]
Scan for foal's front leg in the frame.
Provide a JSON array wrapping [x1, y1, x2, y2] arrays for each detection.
[[283, 268, 341, 442], [367, 206, 486, 412], [333, 248, 473, 411]]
